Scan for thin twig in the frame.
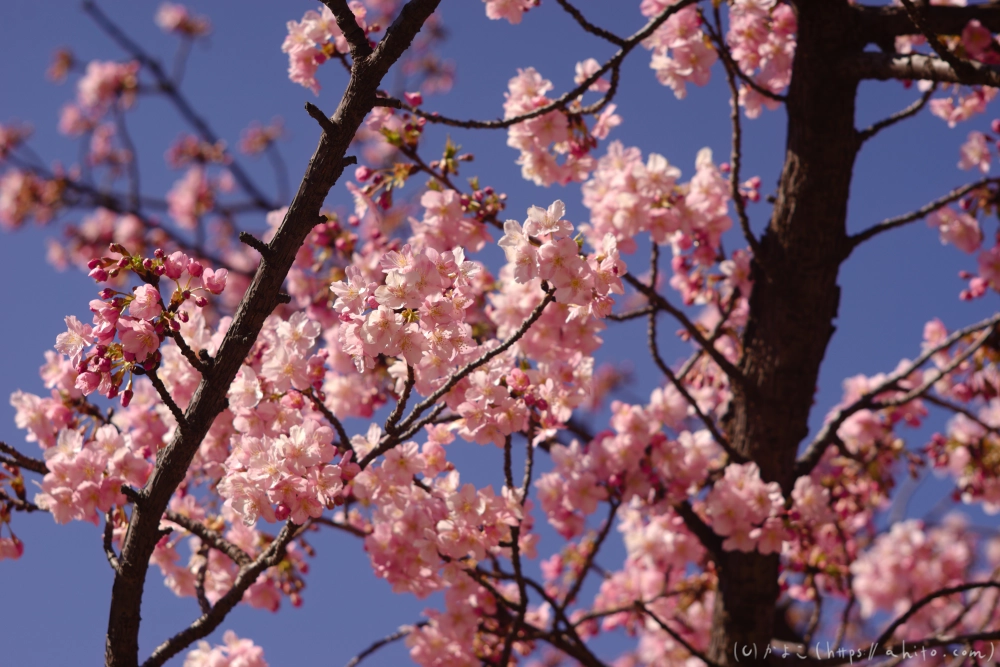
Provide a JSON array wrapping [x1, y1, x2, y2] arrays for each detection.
[[163, 511, 252, 568], [795, 313, 1000, 477], [850, 177, 999, 248], [385, 0, 702, 129], [303, 388, 353, 454], [344, 623, 427, 667], [857, 85, 935, 143], [623, 272, 744, 382], [553, 0, 625, 45]]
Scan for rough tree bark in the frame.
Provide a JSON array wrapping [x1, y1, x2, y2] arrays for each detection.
[[710, 2, 864, 663]]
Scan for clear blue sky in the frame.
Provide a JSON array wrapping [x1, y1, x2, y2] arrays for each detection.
[[0, 1, 996, 665]]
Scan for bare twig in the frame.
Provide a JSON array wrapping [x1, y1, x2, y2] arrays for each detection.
[[795, 313, 1000, 477], [635, 601, 722, 667], [554, 0, 625, 45], [303, 388, 353, 454], [163, 510, 252, 568], [623, 273, 744, 382], [384, 364, 415, 434], [344, 623, 428, 667], [857, 85, 935, 143], [850, 177, 999, 248]]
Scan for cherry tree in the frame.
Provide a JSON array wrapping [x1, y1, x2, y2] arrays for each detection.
[[3, 1, 1000, 666]]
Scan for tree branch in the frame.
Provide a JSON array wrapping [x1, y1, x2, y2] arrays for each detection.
[[795, 313, 1000, 477], [857, 84, 935, 144], [384, 0, 702, 129], [850, 51, 1000, 86], [322, 0, 374, 61], [163, 511, 253, 568], [103, 2, 443, 664], [0, 442, 48, 475], [141, 521, 301, 667], [623, 273, 744, 383], [344, 623, 427, 667], [850, 177, 999, 248], [857, 3, 1000, 43], [553, 0, 625, 45]]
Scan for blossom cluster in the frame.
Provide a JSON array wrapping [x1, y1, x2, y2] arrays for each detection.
[[74, 245, 228, 406], [503, 68, 620, 186], [283, 3, 373, 94], [184, 631, 267, 667]]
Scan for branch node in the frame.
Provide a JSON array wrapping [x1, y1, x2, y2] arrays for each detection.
[[275, 292, 292, 305], [238, 231, 272, 259], [342, 155, 358, 166], [373, 96, 403, 109], [305, 102, 338, 135]]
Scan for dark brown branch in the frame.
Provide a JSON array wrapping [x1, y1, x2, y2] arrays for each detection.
[[0, 442, 48, 475], [163, 511, 252, 568], [857, 3, 1000, 42], [141, 521, 300, 667], [850, 51, 1000, 86], [344, 623, 427, 667], [305, 101, 338, 136], [708, 6, 764, 262], [795, 313, 1000, 477], [104, 512, 120, 573], [857, 85, 934, 144], [238, 231, 272, 260], [145, 368, 187, 429], [384, 364, 415, 434], [386, 0, 702, 129], [313, 515, 370, 538], [646, 246, 741, 459], [623, 273, 744, 382], [636, 601, 723, 667], [850, 177, 999, 248], [321, 0, 374, 61], [554, 0, 625, 45], [363, 288, 557, 467], [303, 388, 353, 454], [104, 2, 443, 664], [560, 500, 619, 613], [194, 543, 211, 615]]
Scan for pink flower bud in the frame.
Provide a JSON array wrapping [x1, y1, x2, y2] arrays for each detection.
[[89, 267, 109, 282], [187, 260, 204, 277], [404, 91, 423, 106]]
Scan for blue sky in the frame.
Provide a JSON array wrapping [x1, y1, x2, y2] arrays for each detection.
[[1, 1, 998, 665]]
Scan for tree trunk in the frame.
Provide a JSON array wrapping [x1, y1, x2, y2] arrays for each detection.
[[709, 2, 864, 663]]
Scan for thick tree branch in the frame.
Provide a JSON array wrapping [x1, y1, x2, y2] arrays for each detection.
[[857, 3, 1000, 43], [553, 0, 625, 46], [103, 2, 442, 665], [850, 177, 999, 248], [850, 51, 1000, 86], [141, 521, 300, 667]]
